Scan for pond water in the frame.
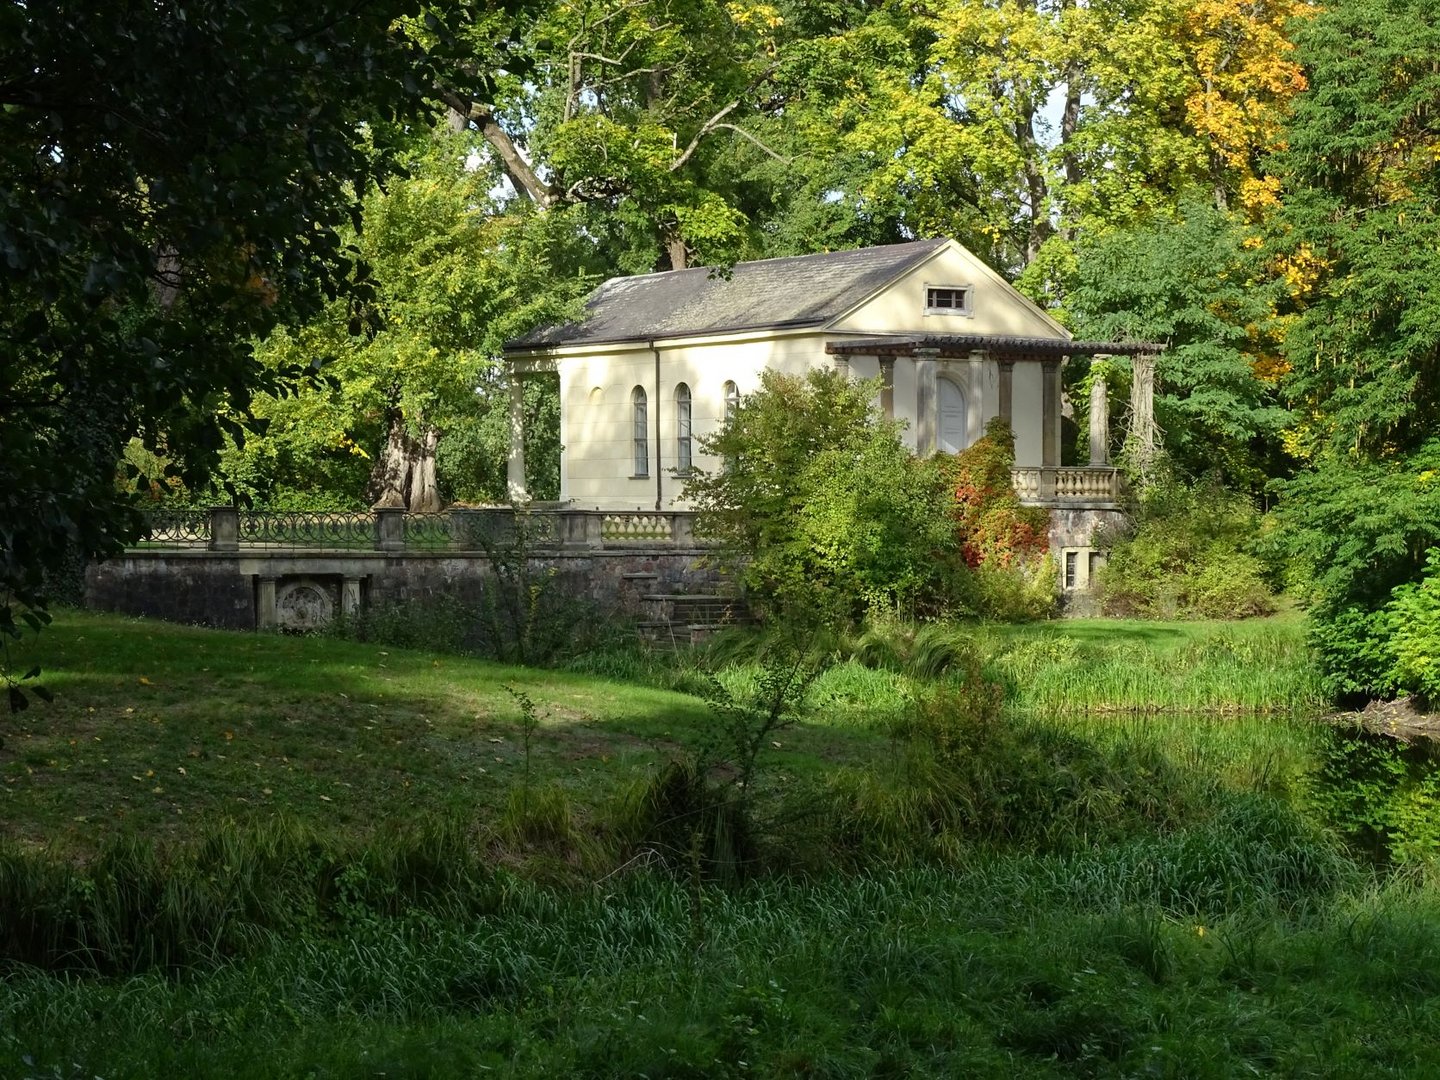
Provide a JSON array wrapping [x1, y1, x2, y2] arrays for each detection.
[[1310, 724, 1440, 865]]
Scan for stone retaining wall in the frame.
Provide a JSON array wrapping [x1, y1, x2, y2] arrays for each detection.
[[85, 548, 727, 631]]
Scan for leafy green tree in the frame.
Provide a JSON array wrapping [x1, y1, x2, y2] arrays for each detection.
[[1068, 201, 1289, 488], [1265, 0, 1440, 698], [218, 132, 584, 510], [0, 0, 498, 697], [686, 369, 960, 624], [441, 0, 789, 271]]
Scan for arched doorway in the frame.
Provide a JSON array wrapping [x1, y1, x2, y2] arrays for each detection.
[[938, 377, 969, 454]]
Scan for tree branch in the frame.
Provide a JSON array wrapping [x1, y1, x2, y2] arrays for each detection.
[[709, 123, 790, 164], [670, 66, 777, 172], [435, 87, 557, 209]]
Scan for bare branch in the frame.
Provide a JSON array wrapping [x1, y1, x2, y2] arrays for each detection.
[[671, 98, 742, 171], [434, 87, 557, 208], [710, 123, 790, 164], [670, 66, 777, 172]]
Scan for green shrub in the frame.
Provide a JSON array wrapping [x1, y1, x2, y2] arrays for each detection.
[[1385, 547, 1440, 704], [1308, 605, 1397, 702], [1307, 547, 1440, 704], [687, 368, 968, 625], [1097, 478, 1276, 619]]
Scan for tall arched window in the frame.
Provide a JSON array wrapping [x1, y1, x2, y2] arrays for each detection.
[[631, 385, 648, 477], [675, 382, 692, 473], [721, 380, 740, 473]]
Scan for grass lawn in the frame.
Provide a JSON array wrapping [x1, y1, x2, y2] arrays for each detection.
[[8, 608, 1440, 1078], [1, 611, 890, 848]]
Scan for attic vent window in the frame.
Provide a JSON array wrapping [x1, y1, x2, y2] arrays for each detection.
[[925, 286, 971, 315]]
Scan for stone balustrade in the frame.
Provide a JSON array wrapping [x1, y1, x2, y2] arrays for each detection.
[[1010, 466, 1123, 507]]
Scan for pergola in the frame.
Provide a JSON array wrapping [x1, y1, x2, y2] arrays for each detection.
[[824, 334, 1164, 475]]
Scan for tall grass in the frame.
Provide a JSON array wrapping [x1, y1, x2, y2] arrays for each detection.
[[0, 816, 498, 974], [6, 817, 1433, 1080], [986, 621, 1326, 715]]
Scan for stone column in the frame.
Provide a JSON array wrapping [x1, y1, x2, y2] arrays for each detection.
[[1041, 359, 1061, 467], [341, 577, 363, 618], [832, 354, 850, 378], [506, 369, 527, 501], [209, 506, 239, 552], [878, 356, 895, 420], [257, 576, 277, 629], [998, 358, 1014, 425], [1128, 352, 1159, 484], [914, 347, 939, 456], [1088, 369, 1110, 467]]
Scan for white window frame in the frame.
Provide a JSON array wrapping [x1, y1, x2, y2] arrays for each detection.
[[631, 385, 649, 478], [675, 382, 693, 474], [924, 284, 973, 316]]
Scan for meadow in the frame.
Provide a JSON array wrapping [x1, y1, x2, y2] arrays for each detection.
[[2, 610, 1437, 1078]]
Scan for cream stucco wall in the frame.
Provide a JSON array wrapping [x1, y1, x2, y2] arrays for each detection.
[[1011, 361, 1044, 467], [829, 243, 1068, 339], [556, 332, 833, 509]]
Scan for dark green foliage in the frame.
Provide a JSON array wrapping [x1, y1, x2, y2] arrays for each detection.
[[1266, 0, 1440, 699], [1069, 201, 1288, 487], [0, 1, 472, 648], [1272, 0, 1440, 460], [1098, 479, 1277, 619], [1306, 606, 1398, 703], [1271, 442, 1440, 699], [1386, 548, 1440, 703], [687, 368, 962, 624], [1306, 548, 1440, 703]]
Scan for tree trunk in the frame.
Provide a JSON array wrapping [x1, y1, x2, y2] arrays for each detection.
[[411, 427, 443, 512], [665, 230, 688, 271], [1016, 97, 1052, 265], [1127, 353, 1160, 486], [369, 409, 443, 511]]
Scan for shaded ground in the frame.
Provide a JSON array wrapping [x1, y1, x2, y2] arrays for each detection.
[[0, 612, 882, 848]]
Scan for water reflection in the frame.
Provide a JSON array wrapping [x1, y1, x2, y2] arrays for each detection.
[[1310, 724, 1440, 864]]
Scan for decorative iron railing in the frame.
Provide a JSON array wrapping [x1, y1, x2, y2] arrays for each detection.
[[129, 507, 708, 553], [138, 509, 211, 548], [402, 512, 455, 550], [237, 511, 375, 549]]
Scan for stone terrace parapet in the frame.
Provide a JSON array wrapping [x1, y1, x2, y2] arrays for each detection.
[[130, 507, 716, 555]]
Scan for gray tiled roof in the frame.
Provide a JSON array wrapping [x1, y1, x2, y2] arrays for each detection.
[[504, 239, 949, 350]]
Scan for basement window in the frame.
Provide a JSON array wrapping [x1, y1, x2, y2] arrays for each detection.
[[925, 285, 971, 315]]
